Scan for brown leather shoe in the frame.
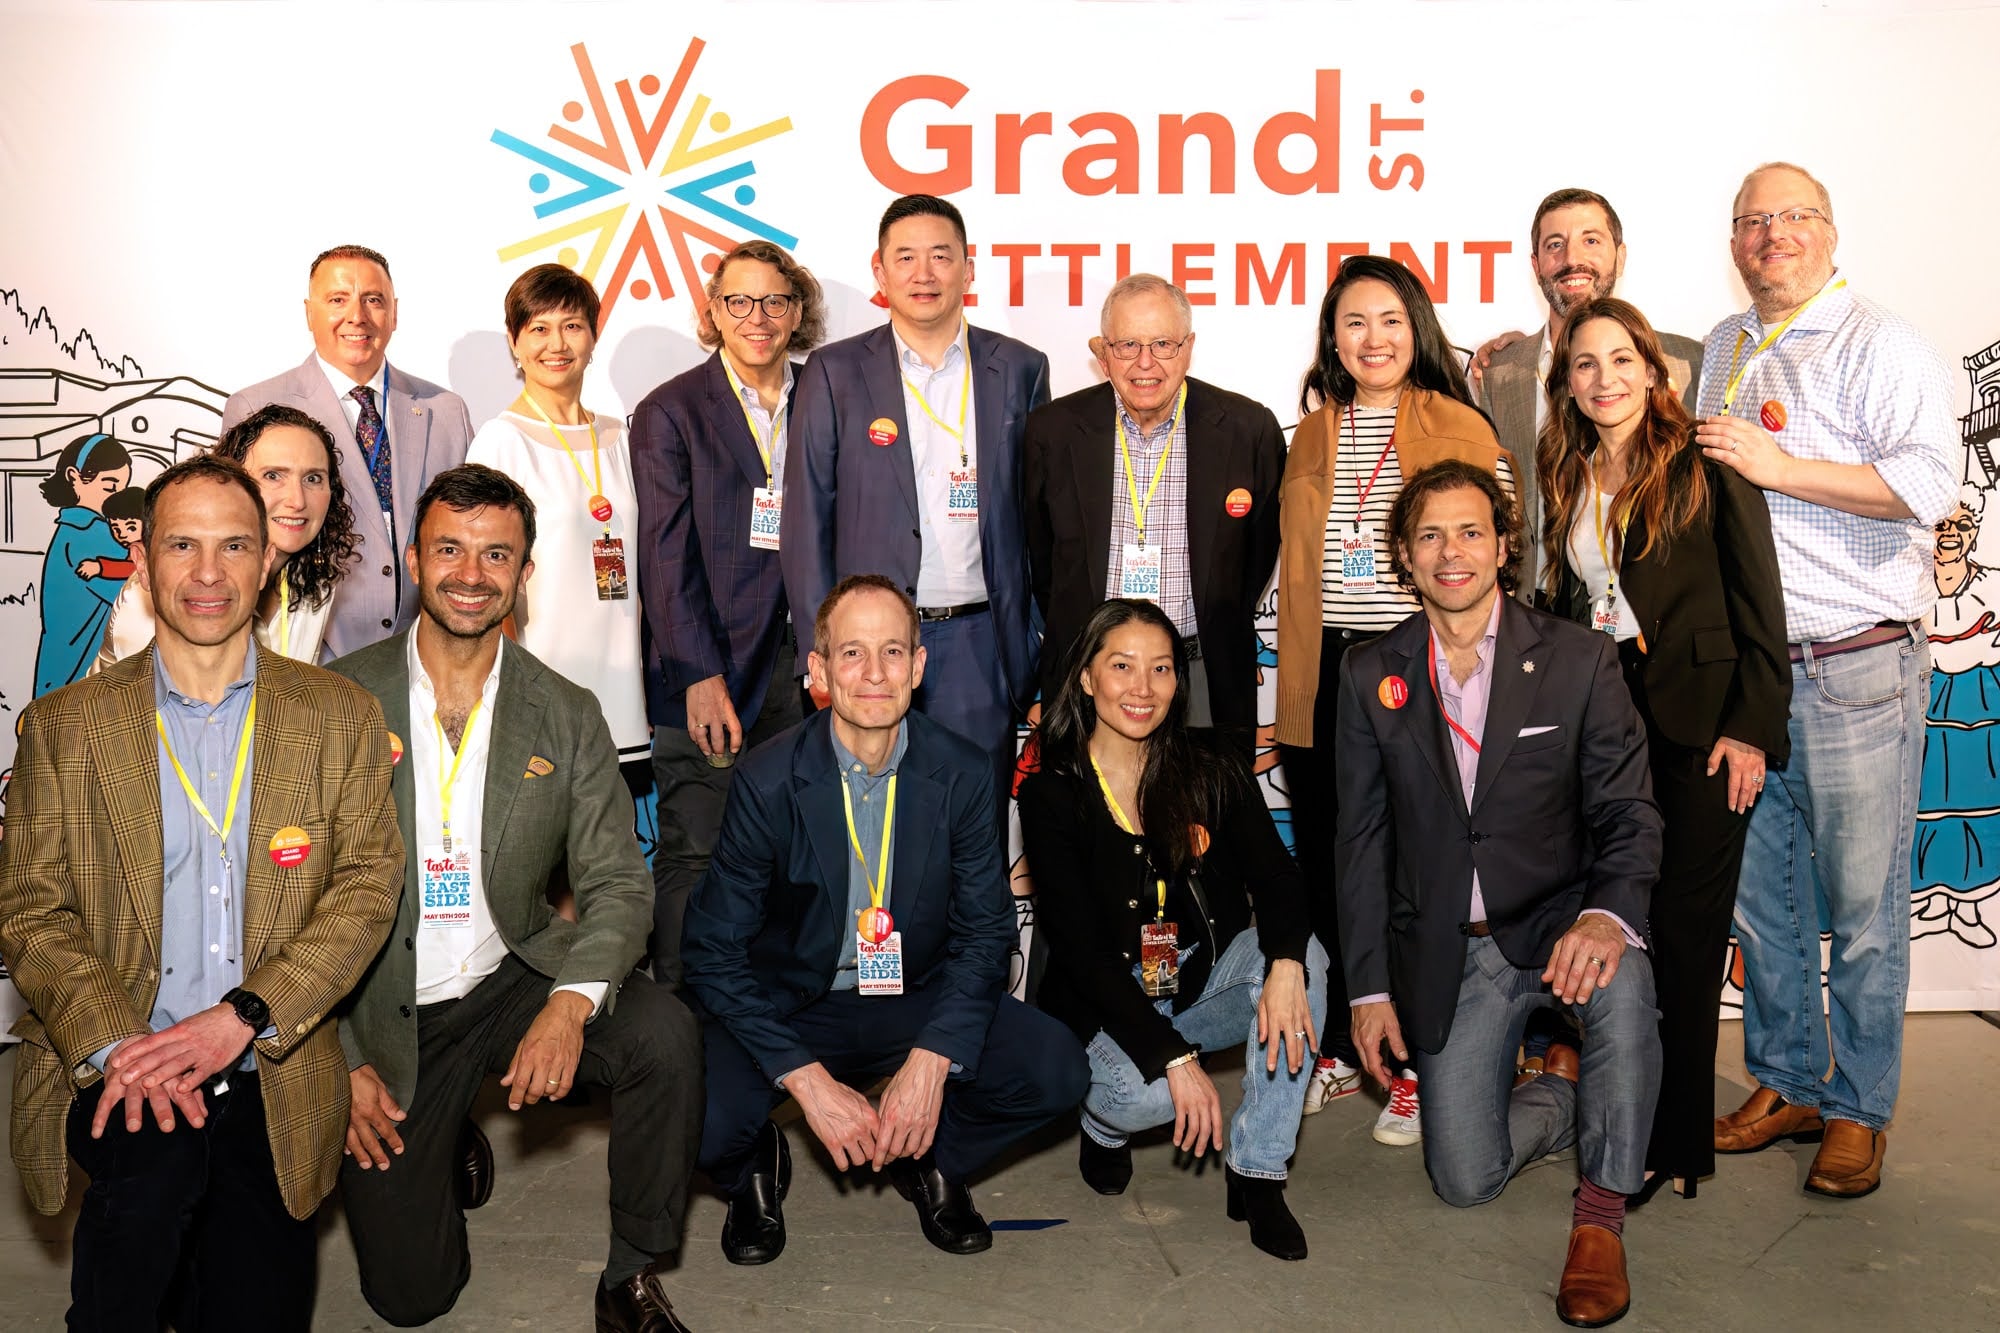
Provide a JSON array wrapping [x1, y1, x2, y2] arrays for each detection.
[[1713, 1085, 1823, 1154], [1556, 1224, 1630, 1327], [1542, 1039, 1580, 1085], [1805, 1120, 1885, 1198], [594, 1264, 692, 1332]]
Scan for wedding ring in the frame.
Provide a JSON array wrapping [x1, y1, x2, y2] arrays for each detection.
[[1588, 957, 1603, 967], [546, 1078, 560, 1086], [1292, 1031, 1307, 1039]]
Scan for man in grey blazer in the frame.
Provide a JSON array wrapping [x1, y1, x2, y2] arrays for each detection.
[[223, 244, 473, 660], [1474, 190, 1703, 592], [332, 465, 701, 1333]]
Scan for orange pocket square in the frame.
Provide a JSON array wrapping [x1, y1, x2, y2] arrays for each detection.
[[524, 756, 555, 778]]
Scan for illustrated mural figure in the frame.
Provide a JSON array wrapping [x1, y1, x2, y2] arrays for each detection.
[[1915, 482, 2000, 948], [32, 432, 132, 697]]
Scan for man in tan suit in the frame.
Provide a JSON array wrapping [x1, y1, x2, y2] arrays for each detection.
[[0, 455, 403, 1330]]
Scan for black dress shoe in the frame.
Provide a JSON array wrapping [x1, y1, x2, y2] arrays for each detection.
[[455, 1118, 494, 1211], [594, 1264, 692, 1332], [719, 1121, 791, 1266], [1224, 1166, 1307, 1261], [1078, 1128, 1133, 1195], [888, 1154, 992, 1255]]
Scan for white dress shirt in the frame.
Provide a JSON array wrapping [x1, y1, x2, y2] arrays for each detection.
[[893, 324, 986, 606], [407, 632, 607, 1014]]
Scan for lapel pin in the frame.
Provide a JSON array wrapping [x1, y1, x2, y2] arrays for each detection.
[[1522, 661, 1535, 674]]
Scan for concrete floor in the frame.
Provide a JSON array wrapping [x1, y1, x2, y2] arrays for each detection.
[[2, 1015, 1995, 1331]]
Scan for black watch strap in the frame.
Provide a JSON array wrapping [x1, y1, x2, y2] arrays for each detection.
[[221, 987, 270, 1033]]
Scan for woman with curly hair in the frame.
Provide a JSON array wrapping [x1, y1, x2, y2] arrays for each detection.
[[95, 403, 359, 666]]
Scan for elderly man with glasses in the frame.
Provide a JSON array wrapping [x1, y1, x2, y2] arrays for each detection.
[[1694, 162, 1956, 1200], [1024, 273, 1286, 740]]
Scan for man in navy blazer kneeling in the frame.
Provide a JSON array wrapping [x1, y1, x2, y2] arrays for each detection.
[[683, 574, 1086, 1265]]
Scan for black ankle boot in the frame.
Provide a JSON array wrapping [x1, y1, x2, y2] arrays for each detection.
[[1078, 1128, 1134, 1195], [1225, 1165, 1307, 1260]]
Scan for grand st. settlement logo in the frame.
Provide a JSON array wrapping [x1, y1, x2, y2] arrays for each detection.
[[491, 39, 799, 331]]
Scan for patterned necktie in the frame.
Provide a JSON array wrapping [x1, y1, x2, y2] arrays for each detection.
[[351, 384, 393, 513]]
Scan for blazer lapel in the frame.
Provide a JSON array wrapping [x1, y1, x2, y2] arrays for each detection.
[[242, 663, 322, 968], [1392, 623, 1469, 820], [795, 726, 854, 923], [864, 326, 920, 522], [1183, 379, 1228, 621], [1469, 600, 1548, 816], [86, 653, 164, 957], [706, 353, 775, 491], [480, 649, 546, 876], [385, 364, 429, 546], [1071, 386, 1115, 604], [889, 758, 944, 915]]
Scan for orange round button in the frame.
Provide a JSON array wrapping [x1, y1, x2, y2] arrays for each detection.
[[269, 826, 312, 867], [388, 731, 404, 766], [1378, 675, 1409, 710], [867, 417, 899, 447], [1759, 400, 1788, 433], [857, 906, 895, 944], [1224, 487, 1252, 518], [588, 494, 614, 523]]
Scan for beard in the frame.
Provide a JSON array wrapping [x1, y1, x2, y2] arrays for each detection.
[[419, 580, 512, 639], [1539, 264, 1616, 318]]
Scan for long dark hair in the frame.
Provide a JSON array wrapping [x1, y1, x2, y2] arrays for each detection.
[[1300, 254, 1474, 415], [40, 432, 133, 508], [214, 403, 359, 611], [1036, 599, 1232, 876], [1536, 297, 1708, 601]]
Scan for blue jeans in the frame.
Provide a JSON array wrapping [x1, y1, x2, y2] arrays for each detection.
[[1081, 930, 1329, 1179], [1418, 935, 1661, 1203], [1735, 632, 1927, 1130]]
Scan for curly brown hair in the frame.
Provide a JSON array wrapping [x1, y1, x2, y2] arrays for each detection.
[[1386, 459, 1523, 597], [696, 240, 826, 355], [213, 403, 359, 610]]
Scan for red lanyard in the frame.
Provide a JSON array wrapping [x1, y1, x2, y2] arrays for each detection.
[[1345, 403, 1397, 530], [1426, 629, 1482, 753]]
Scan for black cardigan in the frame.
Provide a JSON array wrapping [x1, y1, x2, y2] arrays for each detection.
[[1017, 761, 1311, 1082]]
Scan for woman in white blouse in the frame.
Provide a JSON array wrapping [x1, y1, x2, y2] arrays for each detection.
[[467, 265, 649, 777], [96, 403, 357, 667]]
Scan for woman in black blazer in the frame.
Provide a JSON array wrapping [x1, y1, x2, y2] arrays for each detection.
[[1017, 599, 1323, 1260], [1537, 298, 1791, 1198]]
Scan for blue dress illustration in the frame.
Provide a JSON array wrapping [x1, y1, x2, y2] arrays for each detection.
[[32, 433, 134, 698]]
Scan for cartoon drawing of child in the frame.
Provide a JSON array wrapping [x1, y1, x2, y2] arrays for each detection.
[[76, 485, 146, 582], [33, 432, 133, 698]]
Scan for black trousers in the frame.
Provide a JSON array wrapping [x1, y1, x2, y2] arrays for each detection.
[[698, 985, 1088, 1195], [650, 650, 802, 989], [340, 955, 703, 1327], [1619, 643, 1752, 1181], [66, 1070, 315, 1333], [1278, 625, 1367, 1063]]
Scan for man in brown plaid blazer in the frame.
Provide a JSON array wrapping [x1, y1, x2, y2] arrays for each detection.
[[0, 456, 403, 1330]]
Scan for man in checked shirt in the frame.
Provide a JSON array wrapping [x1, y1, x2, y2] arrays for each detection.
[[1695, 162, 1956, 1199]]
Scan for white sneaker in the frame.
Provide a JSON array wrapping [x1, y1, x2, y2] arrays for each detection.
[[1372, 1072, 1421, 1146], [1302, 1057, 1363, 1115]]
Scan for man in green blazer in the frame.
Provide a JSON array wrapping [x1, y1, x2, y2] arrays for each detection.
[[332, 464, 701, 1333]]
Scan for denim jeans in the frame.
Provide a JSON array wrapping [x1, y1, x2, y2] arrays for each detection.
[[1417, 935, 1661, 1203], [1081, 930, 1329, 1179], [1735, 632, 1927, 1130]]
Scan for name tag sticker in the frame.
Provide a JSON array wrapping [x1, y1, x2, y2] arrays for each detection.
[[749, 487, 782, 551]]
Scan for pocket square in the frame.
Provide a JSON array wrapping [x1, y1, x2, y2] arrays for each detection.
[[1518, 725, 1559, 737], [524, 755, 555, 778]]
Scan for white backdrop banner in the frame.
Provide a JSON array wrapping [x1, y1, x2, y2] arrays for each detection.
[[2, 0, 1997, 1014]]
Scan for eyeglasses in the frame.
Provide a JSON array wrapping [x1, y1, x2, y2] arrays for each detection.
[[1936, 517, 1979, 535], [717, 293, 796, 319], [1731, 207, 1830, 237], [1105, 336, 1190, 361]]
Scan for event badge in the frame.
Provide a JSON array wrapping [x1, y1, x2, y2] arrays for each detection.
[[593, 537, 629, 601], [1224, 487, 1253, 519], [868, 418, 899, 447], [858, 930, 905, 995], [588, 494, 615, 524], [749, 487, 783, 551], [1140, 922, 1180, 997], [419, 844, 475, 932], [268, 826, 311, 867], [1760, 400, 1788, 433], [1341, 525, 1379, 594], [388, 732, 405, 766], [947, 467, 979, 523], [1119, 542, 1163, 601], [1592, 594, 1621, 636]]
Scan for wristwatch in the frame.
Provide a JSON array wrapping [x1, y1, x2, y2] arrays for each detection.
[[220, 987, 271, 1034]]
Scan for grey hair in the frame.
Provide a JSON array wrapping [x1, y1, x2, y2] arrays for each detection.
[[1734, 161, 1834, 223], [1099, 273, 1193, 339]]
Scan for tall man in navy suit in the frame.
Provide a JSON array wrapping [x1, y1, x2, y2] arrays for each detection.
[[781, 196, 1051, 826], [223, 245, 473, 660], [683, 575, 1085, 1265], [633, 240, 826, 989]]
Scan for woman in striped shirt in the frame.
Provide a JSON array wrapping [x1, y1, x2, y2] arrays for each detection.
[[1274, 255, 1516, 1146]]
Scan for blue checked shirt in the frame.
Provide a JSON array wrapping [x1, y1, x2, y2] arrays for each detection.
[[1103, 394, 1196, 636], [1697, 273, 1957, 642]]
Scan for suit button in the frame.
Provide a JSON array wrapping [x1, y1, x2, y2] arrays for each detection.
[[912, 528, 921, 539], [1127, 899, 1139, 909], [381, 618, 393, 630], [381, 564, 393, 577], [905, 586, 916, 596], [1470, 832, 1485, 844], [294, 1023, 307, 1036], [1122, 952, 1133, 961], [404, 937, 414, 950], [399, 1005, 412, 1018]]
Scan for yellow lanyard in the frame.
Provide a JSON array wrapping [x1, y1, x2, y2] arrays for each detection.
[[1116, 383, 1187, 549], [1091, 754, 1166, 920], [901, 331, 973, 468], [721, 353, 786, 489], [156, 694, 257, 865], [1720, 279, 1846, 415], [1589, 458, 1631, 601], [839, 771, 897, 911], [433, 701, 484, 853], [521, 393, 606, 527], [271, 571, 294, 660]]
